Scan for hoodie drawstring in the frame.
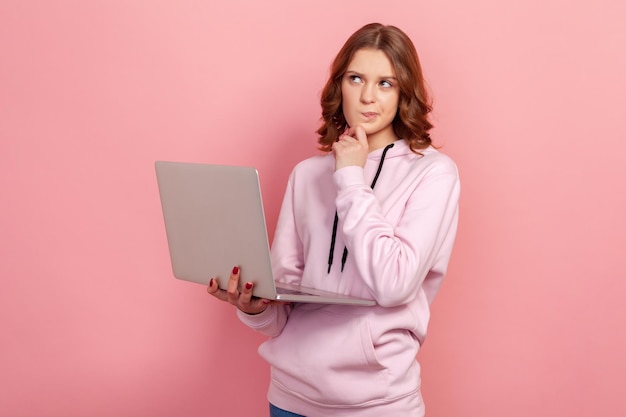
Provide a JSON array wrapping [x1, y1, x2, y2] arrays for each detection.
[[327, 142, 395, 273]]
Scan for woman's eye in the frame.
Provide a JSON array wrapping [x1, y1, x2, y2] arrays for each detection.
[[380, 80, 393, 88], [349, 75, 363, 83]]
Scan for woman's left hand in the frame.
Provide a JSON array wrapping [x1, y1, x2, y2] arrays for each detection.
[[332, 125, 369, 171]]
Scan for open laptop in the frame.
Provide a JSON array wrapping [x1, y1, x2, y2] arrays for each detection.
[[155, 161, 376, 306]]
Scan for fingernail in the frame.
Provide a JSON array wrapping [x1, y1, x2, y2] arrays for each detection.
[[245, 282, 252, 290], [209, 278, 214, 287], [232, 266, 239, 274], [262, 299, 271, 304]]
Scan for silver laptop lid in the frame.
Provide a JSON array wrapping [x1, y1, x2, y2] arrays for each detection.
[[155, 161, 278, 299]]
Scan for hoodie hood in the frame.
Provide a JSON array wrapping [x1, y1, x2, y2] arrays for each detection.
[[366, 139, 416, 160]]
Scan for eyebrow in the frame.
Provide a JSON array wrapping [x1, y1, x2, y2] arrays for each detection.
[[345, 70, 398, 80]]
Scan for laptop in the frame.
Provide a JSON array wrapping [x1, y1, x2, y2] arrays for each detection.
[[155, 161, 376, 306]]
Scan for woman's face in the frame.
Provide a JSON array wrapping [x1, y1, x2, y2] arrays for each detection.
[[341, 48, 400, 149]]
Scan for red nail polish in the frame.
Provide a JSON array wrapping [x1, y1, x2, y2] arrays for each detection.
[[245, 282, 252, 290], [232, 266, 239, 274], [209, 278, 214, 287]]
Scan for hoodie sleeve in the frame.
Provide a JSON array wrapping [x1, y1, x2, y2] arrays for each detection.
[[237, 303, 293, 337], [334, 156, 460, 307], [236, 171, 302, 335]]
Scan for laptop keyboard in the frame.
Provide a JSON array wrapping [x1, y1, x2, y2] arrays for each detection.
[[276, 287, 320, 296]]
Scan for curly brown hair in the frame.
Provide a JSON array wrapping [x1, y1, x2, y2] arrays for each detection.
[[317, 23, 433, 153]]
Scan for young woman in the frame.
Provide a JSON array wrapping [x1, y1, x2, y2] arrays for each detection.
[[208, 23, 460, 417]]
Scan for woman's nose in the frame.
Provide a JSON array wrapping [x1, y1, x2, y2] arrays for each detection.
[[360, 84, 375, 104]]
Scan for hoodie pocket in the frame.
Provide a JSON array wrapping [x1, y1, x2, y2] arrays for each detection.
[[260, 306, 389, 406]]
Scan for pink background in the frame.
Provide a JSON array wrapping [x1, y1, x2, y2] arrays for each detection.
[[1, 0, 625, 416]]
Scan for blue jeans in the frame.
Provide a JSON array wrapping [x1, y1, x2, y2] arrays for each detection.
[[269, 403, 305, 417]]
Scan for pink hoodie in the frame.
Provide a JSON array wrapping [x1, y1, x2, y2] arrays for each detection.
[[238, 139, 460, 416]]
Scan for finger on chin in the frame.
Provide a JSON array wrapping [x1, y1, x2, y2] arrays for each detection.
[[354, 125, 368, 143]]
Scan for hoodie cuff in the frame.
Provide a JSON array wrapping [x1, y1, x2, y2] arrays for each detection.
[[236, 304, 275, 329], [333, 166, 365, 190]]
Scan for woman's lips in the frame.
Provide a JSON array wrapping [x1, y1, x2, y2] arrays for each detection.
[[362, 112, 378, 120]]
